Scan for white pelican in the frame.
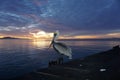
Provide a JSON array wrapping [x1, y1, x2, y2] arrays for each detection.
[[48, 30, 72, 59]]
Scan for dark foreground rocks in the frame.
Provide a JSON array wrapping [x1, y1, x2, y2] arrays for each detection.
[[11, 45, 120, 80]]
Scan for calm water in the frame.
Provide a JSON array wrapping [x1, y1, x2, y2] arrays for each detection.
[[0, 39, 119, 79]]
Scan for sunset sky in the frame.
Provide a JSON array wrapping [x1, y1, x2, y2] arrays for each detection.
[[0, 0, 120, 39]]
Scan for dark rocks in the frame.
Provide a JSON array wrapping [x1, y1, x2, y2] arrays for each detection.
[[10, 45, 120, 80], [112, 45, 120, 55], [113, 45, 119, 49]]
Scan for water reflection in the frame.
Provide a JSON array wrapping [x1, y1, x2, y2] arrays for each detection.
[[32, 39, 50, 49], [65, 40, 120, 47], [0, 39, 119, 79]]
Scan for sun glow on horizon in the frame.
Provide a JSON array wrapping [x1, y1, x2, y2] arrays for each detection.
[[30, 30, 53, 40], [0, 31, 120, 40], [59, 35, 99, 39]]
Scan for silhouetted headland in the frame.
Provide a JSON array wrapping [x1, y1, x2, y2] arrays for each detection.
[[10, 45, 120, 80], [0, 37, 19, 39], [0, 37, 29, 40]]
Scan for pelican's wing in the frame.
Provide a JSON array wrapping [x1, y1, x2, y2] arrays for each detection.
[[54, 42, 72, 59]]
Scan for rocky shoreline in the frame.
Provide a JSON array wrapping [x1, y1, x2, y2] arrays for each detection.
[[11, 45, 120, 80]]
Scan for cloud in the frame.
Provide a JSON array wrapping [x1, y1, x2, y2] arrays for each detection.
[[0, 0, 120, 38]]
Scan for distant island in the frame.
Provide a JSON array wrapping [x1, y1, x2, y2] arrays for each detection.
[[0, 37, 20, 39]]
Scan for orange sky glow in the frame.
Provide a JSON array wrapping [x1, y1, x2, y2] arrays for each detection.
[[0, 30, 120, 40]]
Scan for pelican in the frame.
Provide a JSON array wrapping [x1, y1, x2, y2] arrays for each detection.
[[48, 30, 72, 59]]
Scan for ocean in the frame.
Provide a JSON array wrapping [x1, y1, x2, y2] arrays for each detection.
[[0, 39, 119, 79]]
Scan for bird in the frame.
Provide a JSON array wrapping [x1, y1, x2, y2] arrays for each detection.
[[48, 30, 72, 59]]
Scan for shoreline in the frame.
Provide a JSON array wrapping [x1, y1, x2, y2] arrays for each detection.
[[10, 45, 120, 80]]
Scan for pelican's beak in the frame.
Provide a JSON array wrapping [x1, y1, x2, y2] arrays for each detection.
[[48, 41, 53, 49], [48, 42, 53, 49], [48, 32, 55, 50]]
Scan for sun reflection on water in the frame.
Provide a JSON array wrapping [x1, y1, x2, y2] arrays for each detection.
[[32, 39, 50, 49]]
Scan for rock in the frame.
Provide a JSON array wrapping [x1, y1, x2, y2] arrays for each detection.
[[113, 45, 119, 50], [79, 64, 83, 67], [100, 69, 106, 72]]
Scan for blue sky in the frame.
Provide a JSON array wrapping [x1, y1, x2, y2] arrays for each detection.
[[0, 0, 120, 39]]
